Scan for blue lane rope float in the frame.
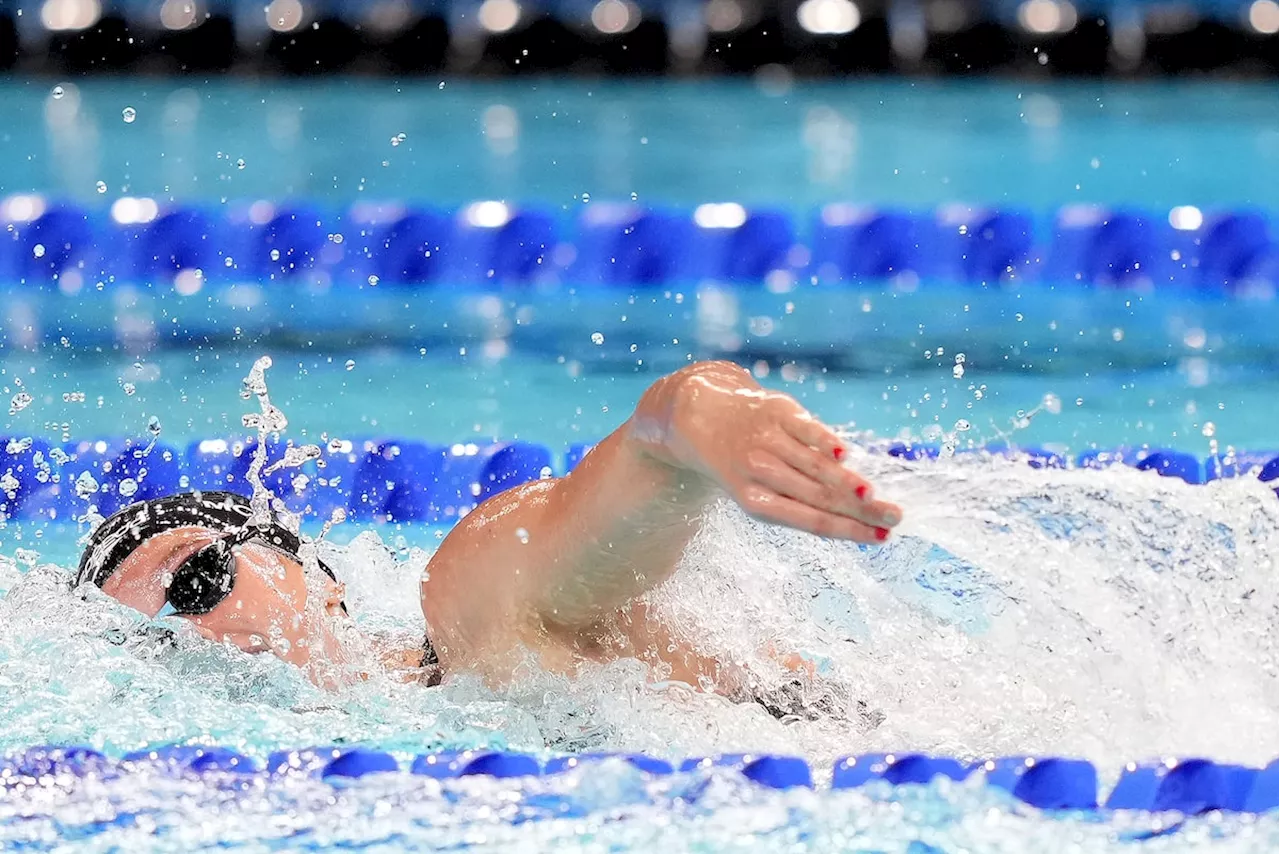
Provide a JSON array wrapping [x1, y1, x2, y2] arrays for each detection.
[[0, 437, 1275, 523], [0, 198, 1275, 291], [1, 747, 1276, 816]]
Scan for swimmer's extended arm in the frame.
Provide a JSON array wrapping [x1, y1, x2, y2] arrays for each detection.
[[421, 361, 902, 670]]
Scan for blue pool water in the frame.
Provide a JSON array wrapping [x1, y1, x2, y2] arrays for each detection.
[[0, 78, 1277, 851], [1, 78, 1276, 210]]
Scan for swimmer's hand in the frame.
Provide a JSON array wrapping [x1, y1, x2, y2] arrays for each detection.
[[639, 362, 902, 543]]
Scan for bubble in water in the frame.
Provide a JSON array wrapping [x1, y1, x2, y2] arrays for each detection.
[[32, 244, 45, 259], [955, 353, 966, 364], [954, 419, 972, 432], [122, 106, 136, 123], [1202, 422, 1216, 438], [147, 415, 161, 436], [367, 275, 379, 286], [95, 181, 107, 194], [236, 158, 246, 170], [291, 473, 310, 495], [0, 471, 19, 498], [73, 471, 100, 498], [327, 438, 345, 453], [270, 249, 281, 262], [516, 528, 530, 544], [52, 85, 65, 99], [118, 478, 138, 498], [591, 332, 605, 345], [5, 438, 32, 454], [122, 383, 136, 396], [390, 133, 406, 146], [345, 360, 356, 371], [9, 392, 32, 415], [1042, 393, 1062, 415], [952, 363, 965, 379]]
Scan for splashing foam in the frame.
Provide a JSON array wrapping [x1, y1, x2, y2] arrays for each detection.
[[0, 441, 1273, 771]]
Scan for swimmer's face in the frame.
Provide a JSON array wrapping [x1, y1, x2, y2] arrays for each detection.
[[102, 528, 351, 682]]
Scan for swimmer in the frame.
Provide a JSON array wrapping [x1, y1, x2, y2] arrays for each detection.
[[77, 361, 903, 705]]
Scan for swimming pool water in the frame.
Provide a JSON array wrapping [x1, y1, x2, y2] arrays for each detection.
[[1, 78, 1275, 211], [0, 77, 1276, 852]]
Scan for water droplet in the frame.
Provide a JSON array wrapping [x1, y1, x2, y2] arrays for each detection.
[[122, 106, 136, 123], [74, 471, 100, 498], [590, 332, 604, 345], [118, 478, 138, 498], [51, 85, 64, 99], [95, 181, 107, 194], [345, 360, 356, 371], [1202, 422, 1216, 438]]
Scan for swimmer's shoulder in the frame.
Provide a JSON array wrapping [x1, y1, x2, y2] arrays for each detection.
[[419, 478, 562, 665]]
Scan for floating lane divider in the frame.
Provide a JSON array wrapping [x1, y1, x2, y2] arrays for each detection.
[[0, 437, 1275, 522], [1, 747, 1276, 816], [0, 197, 1276, 291]]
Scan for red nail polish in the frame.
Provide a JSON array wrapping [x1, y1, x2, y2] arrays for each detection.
[[855, 485, 868, 500], [833, 446, 845, 461], [875, 527, 890, 541]]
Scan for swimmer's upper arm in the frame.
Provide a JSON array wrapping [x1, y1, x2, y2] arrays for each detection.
[[422, 367, 726, 658], [422, 427, 710, 661]]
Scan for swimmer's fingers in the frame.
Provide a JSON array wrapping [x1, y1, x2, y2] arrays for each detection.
[[743, 449, 895, 530], [766, 433, 902, 529], [736, 484, 886, 543], [776, 405, 847, 462]]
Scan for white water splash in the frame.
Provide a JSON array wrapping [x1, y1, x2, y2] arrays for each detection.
[[0, 453, 1272, 776]]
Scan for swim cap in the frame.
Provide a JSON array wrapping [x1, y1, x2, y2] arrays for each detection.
[[76, 491, 343, 614]]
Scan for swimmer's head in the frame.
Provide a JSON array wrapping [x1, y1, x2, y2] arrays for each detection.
[[78, 492, 353, 682]]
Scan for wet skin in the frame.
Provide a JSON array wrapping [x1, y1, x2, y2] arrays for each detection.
[[98, 361, 903, 691]]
